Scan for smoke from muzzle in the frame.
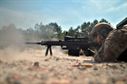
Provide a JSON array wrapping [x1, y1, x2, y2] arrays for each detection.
[[0, 24, 25, 49]]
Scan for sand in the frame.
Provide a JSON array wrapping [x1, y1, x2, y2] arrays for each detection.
[[0, 47, 127, 84]]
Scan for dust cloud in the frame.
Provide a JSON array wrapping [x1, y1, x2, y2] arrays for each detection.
[[0, 24, 25, 48], [0, 24, 26, 62], [0, 23, 62, 62]]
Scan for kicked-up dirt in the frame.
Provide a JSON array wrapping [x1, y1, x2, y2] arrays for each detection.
[[0, 47, 127, 84]]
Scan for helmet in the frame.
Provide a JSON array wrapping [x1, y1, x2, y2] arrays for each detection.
[[90, 23, 113, 39], [90, 23, 114, 50]]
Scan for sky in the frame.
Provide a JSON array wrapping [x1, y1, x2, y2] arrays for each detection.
[[0, 0, 127, 30]]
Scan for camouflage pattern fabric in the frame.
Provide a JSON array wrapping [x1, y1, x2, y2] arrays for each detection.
[[95, 25, 127, 62], [90, 23, 113, 50]]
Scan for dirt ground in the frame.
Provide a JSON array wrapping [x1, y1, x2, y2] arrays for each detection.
[[0, 47, 127, 84]]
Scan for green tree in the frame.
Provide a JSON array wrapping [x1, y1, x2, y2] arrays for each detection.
[[88, 19, 98, 32], [68, 27, 75, 36], [49, 23, 62, 39], [99, 18, 109, 23], [81, 22, 90, 32], [34, 22, 62, 39], [93, 19, 98, 24]]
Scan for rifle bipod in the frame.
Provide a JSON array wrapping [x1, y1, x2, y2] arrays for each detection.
[[45, 45, 52, 56]]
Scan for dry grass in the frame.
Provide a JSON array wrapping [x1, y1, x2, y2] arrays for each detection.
[[0, 47, 127, 84]]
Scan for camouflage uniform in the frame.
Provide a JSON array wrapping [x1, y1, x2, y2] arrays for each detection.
[[95, 25, 127, 62], [90, 23, 113, 50]]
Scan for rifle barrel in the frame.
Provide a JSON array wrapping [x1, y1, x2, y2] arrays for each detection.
[[25, 42, 42, 45], [26, 40, 95, 48]]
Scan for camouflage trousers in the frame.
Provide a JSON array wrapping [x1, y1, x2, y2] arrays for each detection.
[[95, 25, 127, 62]]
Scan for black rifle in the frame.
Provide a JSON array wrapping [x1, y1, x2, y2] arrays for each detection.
[[116, 17, 127, 29], [26, 36, 96, 56]]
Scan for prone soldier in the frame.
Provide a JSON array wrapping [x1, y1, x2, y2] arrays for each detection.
[[90, 18, 127, 62]]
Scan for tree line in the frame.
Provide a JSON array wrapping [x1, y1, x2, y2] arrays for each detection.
[[0, 18, 109, 43], [25, 18, 109, 40]]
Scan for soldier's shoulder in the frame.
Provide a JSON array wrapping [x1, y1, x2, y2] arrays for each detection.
[[107, 24, 127, 39]]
